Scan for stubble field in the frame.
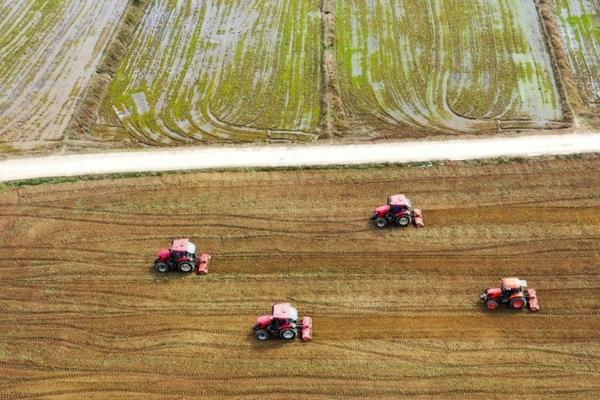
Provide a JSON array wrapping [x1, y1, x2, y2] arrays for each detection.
[[0, 157, 599, 399]]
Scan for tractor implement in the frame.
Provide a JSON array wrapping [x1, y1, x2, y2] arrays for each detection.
[[527, 288, 539, 312], [197, 253, 211, 275]]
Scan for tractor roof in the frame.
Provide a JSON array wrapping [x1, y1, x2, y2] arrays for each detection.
[[171, 238, 196, 254], [502, 277, 527, 289], [272, 303, 298, 320], [388, 194, 411, 207]]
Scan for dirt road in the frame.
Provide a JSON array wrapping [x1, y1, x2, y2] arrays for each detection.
[[1, 132, 599, 182], [0, 158, 598, 399]]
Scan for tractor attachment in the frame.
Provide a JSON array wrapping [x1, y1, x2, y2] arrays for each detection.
[[197, 253, 211, 275]]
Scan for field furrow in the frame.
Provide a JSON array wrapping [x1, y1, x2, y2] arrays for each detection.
[[100, 0, 321, 144], [336, 0, 565, 137], [0, 0, 126, 151]]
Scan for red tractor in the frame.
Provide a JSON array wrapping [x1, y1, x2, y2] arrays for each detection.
[[480, 277, 539, 312], [253, 303, 312, 342], [372, 194, 424, 228], [154, 238, 211, 274]]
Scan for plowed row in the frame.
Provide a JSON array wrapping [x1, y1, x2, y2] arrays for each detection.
[[1, 158, 599, 399], [0, 0, 126, 151]]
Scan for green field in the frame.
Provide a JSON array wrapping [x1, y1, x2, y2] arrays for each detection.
[[554, 0, 600, 107], [336, 0, 564, 135], [100, 0, 322, 144]]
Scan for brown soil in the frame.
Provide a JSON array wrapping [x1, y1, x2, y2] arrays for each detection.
[[0, 158, 599, 399]]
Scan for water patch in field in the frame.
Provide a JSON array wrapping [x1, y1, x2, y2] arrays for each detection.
[[132, 92, 150, 115]]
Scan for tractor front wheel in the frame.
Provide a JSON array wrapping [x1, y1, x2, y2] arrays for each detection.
[[280, 329, 296, 340], [374, 217, 388, 228], [510, 297, 526, 310], [486, 300, 498, 311], [255, 330, 269, 341], [397, 216, 411, 227], [155, 262, 169, 273], [178, 262, 194, 273]]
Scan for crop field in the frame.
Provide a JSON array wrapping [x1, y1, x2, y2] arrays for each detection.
[[1, 158, 599, 399], [0, 0, 126, 151], [336, 0, 564, 135], [1, 0, 599, 150], [553, 0, 600, 108], [98, 0, 322, 144]]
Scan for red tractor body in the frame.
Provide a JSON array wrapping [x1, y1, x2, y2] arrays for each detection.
[[154, 238, 211, 274], [372, 194, 424, 228], [254, 303, 312, 342], [480, 278, 539, 312]]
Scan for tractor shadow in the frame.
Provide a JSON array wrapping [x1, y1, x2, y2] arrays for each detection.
[[246, 332, 290, 350], [148, 265, 193, 281]]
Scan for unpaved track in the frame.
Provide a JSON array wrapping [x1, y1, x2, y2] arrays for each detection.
[[0, 158, 599, 399], [1, 132, 600, 182]]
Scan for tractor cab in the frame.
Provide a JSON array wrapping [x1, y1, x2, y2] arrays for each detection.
[[501, 277, 527, 294], [170, 238, 196, 260], [254, 303, 312, 341], [388, 194, 412, 213]]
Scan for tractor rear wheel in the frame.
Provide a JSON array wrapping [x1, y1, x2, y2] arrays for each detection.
[[178, 262, 194, 273], [510, 297, 526, 310], [280, 329, 296, 340], [486, 300, 498, 311], [255, 330, 269, 341], [155, 262, 169, 273], [397, 216, 411, 226], [374, 217, 388, 228]]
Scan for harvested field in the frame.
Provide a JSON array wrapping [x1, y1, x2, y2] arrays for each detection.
[[0, 0, 127, 151], [1, 157, 599, 399], [336, 0, 566, 137], [97, 0, 322, 144], [553, 0, 600, 108]]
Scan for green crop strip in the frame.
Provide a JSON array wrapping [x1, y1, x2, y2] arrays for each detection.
[[554, 0, 600, 105], [336, 0, 564, 135], [103, 0, 322, 144]]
